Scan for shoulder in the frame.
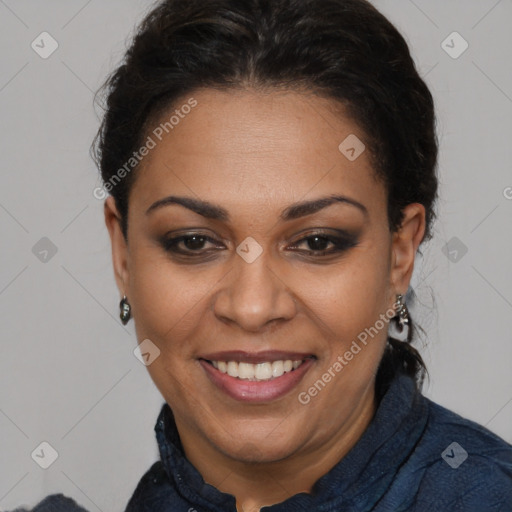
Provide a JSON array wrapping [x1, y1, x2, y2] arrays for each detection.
[[423, 396, 512, 464], [410, 396, 512, 510], [8, 494, 89, 512], [131, 459, 168, 488], [124, 460, 178, 511]]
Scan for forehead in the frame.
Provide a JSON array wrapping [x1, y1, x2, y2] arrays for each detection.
[[130, 88, 385, 217]]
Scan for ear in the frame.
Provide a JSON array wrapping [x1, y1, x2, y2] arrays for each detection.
[[389, 203, 426, 295], [104, 196, 130, 297]]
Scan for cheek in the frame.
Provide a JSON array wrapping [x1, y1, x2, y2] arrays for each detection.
[[128, 250, 207, 345], [128, 250, 242, 369], [302, 250, 391, 385], [127, 254, 208, 402], [310, 252, 390, 325]]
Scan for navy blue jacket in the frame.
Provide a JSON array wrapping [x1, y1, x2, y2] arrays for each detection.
[[12, 372, 512, 511]]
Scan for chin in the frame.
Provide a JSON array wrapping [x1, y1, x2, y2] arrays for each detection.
[[221, 440, 298, 464], [210, 421, 306, 462]]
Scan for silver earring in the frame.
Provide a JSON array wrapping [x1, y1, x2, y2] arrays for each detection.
[[119, 295, 131, 325], [394, 293, 409, 333]]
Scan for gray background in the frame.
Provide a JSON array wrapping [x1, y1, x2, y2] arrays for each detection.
[[0, 0, 511, 510]]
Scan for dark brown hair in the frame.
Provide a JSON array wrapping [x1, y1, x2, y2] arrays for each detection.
[[92, 0, 438, 393]]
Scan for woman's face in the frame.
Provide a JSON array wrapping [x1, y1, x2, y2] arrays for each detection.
[[106, 88, 424, 465]]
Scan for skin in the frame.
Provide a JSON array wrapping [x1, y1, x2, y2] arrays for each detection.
[[105, 88, 425, 511]]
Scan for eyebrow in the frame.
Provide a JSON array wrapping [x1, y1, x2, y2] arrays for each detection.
[[145, 194, 368, 221]]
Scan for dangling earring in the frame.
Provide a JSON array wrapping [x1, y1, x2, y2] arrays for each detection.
[[119, 295, 131, 325], [394, 293, 409, 333]]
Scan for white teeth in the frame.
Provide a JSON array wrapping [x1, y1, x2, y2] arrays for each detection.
[[227, 361, 239, 378], [254, 362, 273, 380], [238, 362, 255, 379], [271, 360, 284, 377], [210, 359, 304, 381]]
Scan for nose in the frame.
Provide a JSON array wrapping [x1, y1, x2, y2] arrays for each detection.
[[213, 249, 297, 332]]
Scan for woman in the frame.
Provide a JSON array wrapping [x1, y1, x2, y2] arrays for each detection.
[[14, 0, 512, 510]]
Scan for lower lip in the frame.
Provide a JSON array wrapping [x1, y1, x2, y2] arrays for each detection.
[[199, 358, 315, 403]]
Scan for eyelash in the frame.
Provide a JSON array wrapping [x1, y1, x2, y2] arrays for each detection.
[[160, 230, 358, 259]]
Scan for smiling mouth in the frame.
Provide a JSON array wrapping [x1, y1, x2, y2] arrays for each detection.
[[201, 357, 315, 382]]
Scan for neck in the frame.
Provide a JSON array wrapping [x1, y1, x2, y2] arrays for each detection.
[[176, 383, 376, 511]]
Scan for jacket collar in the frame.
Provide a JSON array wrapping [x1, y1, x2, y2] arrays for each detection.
[[154, 372, 428, 511]]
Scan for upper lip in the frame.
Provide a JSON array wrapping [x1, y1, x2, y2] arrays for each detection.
[[198, 350, 316, 364]]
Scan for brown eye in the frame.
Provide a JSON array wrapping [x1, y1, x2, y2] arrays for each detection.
[[304, 235, 332, 252], [160, 233, 223, 255], [288, 230, 359, 257], [182, 235, 208, 250]]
